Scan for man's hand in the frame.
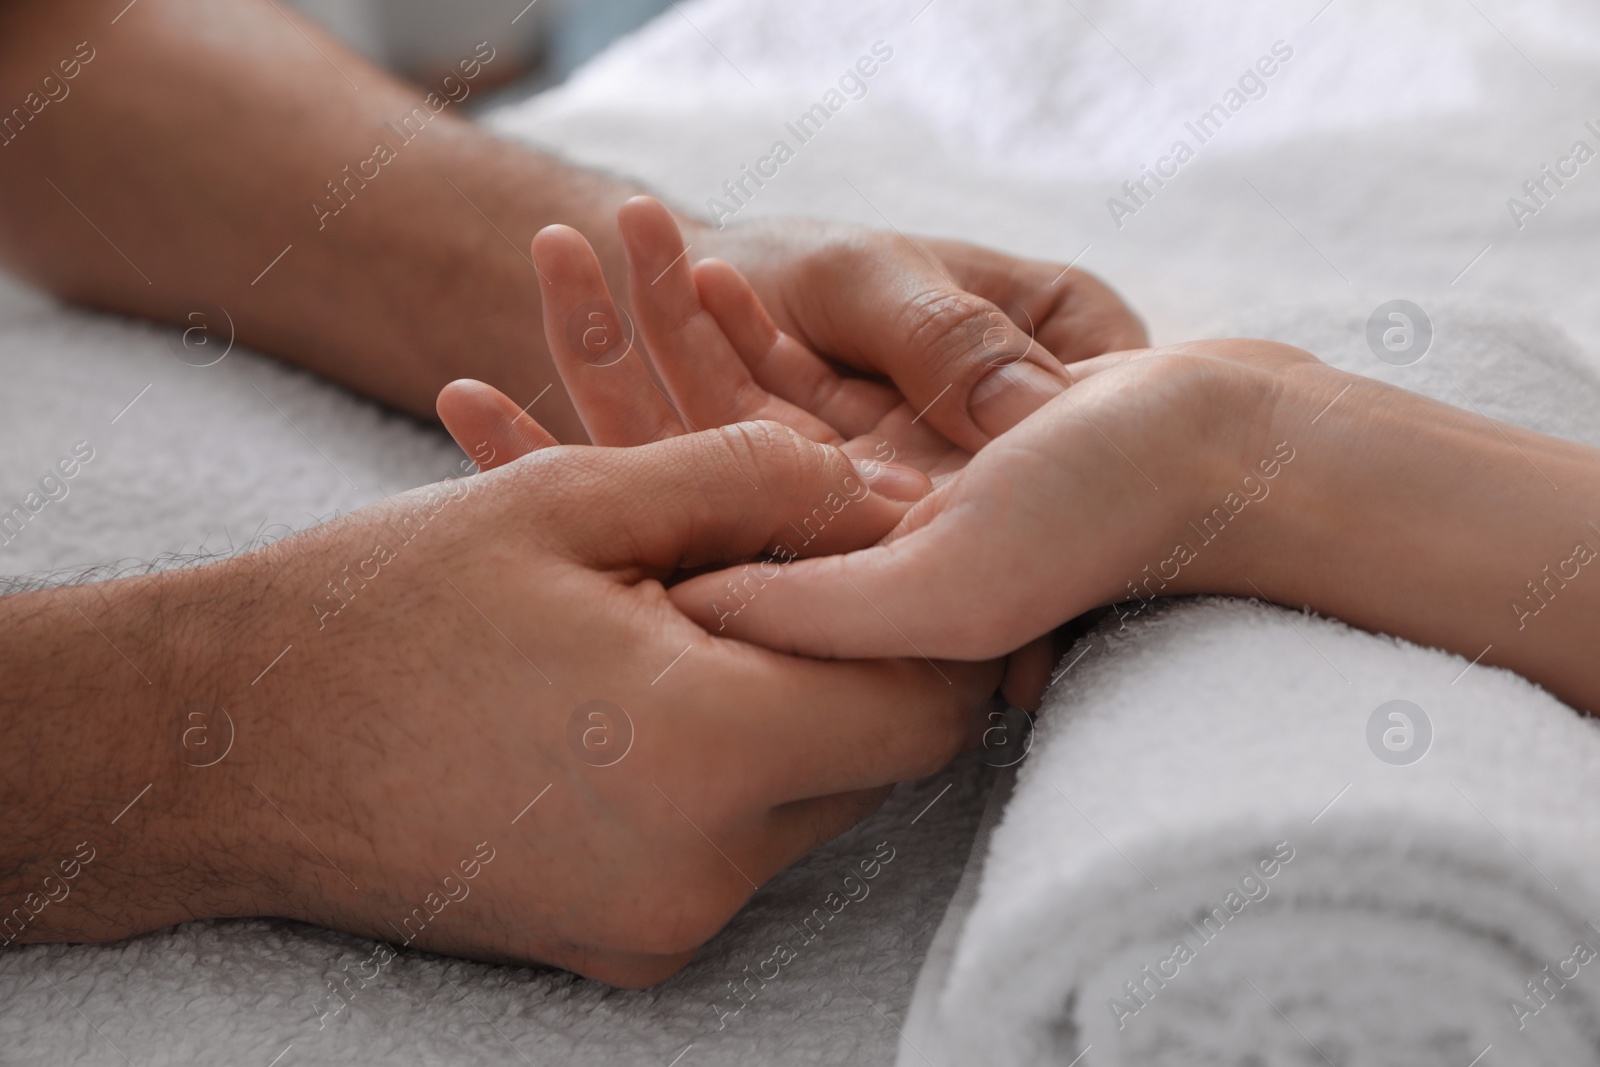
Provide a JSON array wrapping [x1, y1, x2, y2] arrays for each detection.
[[698, 217, 1148, 451], [0, 423, 996, 988], [0, 0, 1143, 448], [440, 200, 1120, 709]]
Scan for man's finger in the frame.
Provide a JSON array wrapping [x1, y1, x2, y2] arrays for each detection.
[[759, 788, 892, 872], [693, 257, 901, 439], [436, 378, 559, 469], [533, 224, 685, 445], [536, 421, 926, 573], [788, 243, 1075, 450], [1000, 634, 1056, 711], [926, 240, 1149, 364], [616, 198, 840, 443], [707, 650, 992, 803]]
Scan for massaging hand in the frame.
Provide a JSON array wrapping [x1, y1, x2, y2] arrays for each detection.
[[439, 198, 1076, 704], [696, 214, 1150, 452], [491, 197, 969, 482], [0, 418, 994, 988], [207, 426, 991, 989]]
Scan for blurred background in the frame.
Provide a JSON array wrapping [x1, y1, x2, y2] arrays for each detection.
[[286, 0, 672, 100]]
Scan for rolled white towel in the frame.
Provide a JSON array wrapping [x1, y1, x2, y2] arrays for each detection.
[[903, 302, 1600, 1067], [936, 598, 1600, 1065]]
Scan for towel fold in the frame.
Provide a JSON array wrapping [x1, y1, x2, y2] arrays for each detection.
[[928, 598, 1600, 1067], [904, 302, 1600, 1067]]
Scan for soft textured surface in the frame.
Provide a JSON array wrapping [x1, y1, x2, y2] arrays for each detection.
[[933, 598, 1600, 1067], [902, 299, 1600, 1066], [7, 0, 1600, 1063], [0, 283, 991, 1062], [2, 753, 990, 1067]]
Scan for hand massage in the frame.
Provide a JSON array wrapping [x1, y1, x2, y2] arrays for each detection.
[[6, 0, 1600, 1064]]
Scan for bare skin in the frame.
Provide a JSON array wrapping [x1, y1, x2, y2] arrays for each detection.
[[0, 0, 1142, 986], [0, 422, 996, 988], [0, 0, 1144, 446], [447, 211, 1600, 717], [680, 342, 1600, 716]]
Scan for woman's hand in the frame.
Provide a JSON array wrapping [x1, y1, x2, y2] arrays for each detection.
[[671, 336, 1600, 716], [669, 340, 1331, 663]]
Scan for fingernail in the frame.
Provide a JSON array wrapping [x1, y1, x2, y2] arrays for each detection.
[[967, 360, 1065, 438], [852, 459, 930, 502]]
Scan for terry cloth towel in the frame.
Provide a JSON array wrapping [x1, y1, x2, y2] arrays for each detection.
[[8, 0, 1600, 1061], [900, 299, 1600, 1067]]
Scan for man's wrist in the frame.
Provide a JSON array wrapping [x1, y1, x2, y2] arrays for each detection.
[[0, 560, 277, 944]]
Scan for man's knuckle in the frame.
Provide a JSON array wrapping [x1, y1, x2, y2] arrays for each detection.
[[621, 874, 741, 955], [715, 418, 799, 456], [898, 289, 1003, 374], [714, 419, 824, 490]]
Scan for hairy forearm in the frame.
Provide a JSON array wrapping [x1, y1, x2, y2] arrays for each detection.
[[0, 0, 648, 440], [1227, 370, 1600, 712], [0, 495, 432, 946], [0, 564, 260, 943]]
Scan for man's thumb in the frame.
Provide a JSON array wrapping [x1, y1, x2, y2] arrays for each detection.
[[803, 259, 1071, 449], [569, 421, 928, 574]]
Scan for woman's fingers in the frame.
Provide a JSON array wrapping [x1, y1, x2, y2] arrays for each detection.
[[532, 223, 685, 445], [668, 500, 1058, 662], [436, 378, 559, 469], [670, 538, 933, 658], [617, 197, 842, 443]]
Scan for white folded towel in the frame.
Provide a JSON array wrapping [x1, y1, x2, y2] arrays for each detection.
[[904, 301, 1600, 1067]]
